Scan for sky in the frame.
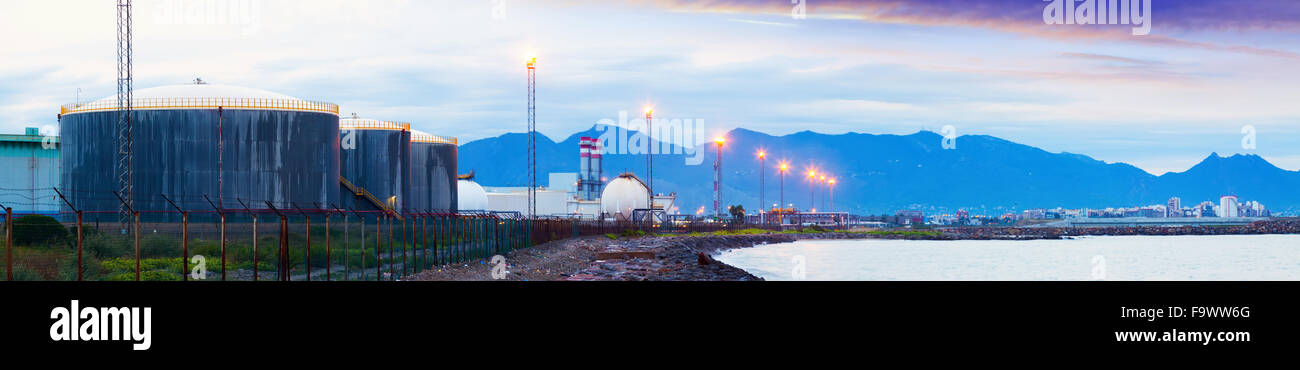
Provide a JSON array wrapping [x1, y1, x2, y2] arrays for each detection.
[[2, 0, 1298, 175]]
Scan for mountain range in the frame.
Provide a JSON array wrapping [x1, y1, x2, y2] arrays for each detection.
[[458, 126, 1300, 216]]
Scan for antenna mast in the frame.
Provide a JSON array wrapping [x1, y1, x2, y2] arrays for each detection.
[[116, 0, 134, 229]]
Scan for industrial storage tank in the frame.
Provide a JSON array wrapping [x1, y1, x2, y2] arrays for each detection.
[[409, 129, 458, 213], [457, 179, 488, 211], [339, 116, 410, 214], [58, 81, 340, 215], [600, 172, 649, 221]]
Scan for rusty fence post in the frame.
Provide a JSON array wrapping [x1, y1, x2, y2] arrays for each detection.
[[206, 196, 227, 281], [163, 194, 188, 282], [265, 202, 287, 281], [134, 211, 140, 281], [238, 199, 257, 282], [401, 214, 408, 277], [4, 205, 11, 281], [291, 203, 311, 282], [387, 213, 394, 280], [325, 204, 344, 282], [53, 189, 83, 281], [112, 191, 141, 281]]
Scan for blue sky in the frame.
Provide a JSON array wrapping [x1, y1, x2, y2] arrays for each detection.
[[2, 0, 1298, 175]]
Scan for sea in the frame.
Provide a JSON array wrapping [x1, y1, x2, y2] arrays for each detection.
[[714, 234, 1300, 281]]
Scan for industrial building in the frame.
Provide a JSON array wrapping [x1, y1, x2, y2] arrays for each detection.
[[0, 127, 60, 215], [468, 136, 678, 221], [59, 82, 341, 215]]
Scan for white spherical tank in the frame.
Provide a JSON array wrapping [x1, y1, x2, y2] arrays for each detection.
[[600, 173, 649, 220], [458, 180, 489, 211]]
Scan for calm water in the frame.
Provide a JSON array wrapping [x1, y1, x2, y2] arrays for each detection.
[[714, 235, 1300, 281]]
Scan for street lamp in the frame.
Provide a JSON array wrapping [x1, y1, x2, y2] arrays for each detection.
[[644, 106, 654, 216], [756, 150, 766, 223], [807, 169, 817, 212], [828, 178, 837, 212], [819, 175, 827, 211], [778, 161, 789, 209], [713, 136, 726, 219]]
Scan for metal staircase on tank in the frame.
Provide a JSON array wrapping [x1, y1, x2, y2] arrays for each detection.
[[340, 176, 403, 221]]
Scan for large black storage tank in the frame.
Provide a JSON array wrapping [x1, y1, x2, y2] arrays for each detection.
[[409, 130, 458, 213], [339, 117, 410, 213], [58, 82, 340, 215]]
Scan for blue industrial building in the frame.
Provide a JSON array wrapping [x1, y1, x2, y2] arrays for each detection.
[[0, 127, 60, 215]]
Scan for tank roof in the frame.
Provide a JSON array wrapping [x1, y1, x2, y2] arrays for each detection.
[[61, 82, 337, 116], [410, 129, 458, 145]]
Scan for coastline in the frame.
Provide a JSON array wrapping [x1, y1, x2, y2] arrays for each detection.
[[405, 221, 1300, 281], [406, 232, 872, 281]]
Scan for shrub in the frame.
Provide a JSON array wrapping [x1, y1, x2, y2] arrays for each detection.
[[12, 215, 70, 247], [84, 233, 132, 259], [140, 234, 181, 258]]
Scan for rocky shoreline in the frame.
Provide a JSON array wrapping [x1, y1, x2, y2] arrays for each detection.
[[406, 232, 872, 281]]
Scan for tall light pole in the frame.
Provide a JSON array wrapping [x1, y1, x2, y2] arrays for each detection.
[[713, 136, 726, 219], [778, 162, 788, 210], [807, 169, 816, 212], [526, 56, 537, 219], [828, 178, 837, 213], [645, 107, 653, 216], [819, 175, 827, 211], [756, 150, 766, 221]]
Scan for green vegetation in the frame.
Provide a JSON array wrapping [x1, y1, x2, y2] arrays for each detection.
[[12, 215, 71, 248]]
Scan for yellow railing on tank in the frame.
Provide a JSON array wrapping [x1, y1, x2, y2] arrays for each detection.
[[60, 97, 340, 116], [339, 119, 411, 131], [411, 132, 457, 145]]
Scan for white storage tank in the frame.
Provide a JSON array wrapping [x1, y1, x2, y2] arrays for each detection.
[[457, 179, 489, 211], [600, 172, 649, 221]]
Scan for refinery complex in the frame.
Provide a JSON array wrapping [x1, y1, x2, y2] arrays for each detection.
[[0, 80, 683, 223]]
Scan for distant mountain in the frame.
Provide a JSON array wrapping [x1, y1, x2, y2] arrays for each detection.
[[459, 126, 1300, 216]]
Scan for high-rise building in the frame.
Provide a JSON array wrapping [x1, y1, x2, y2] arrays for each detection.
[[1166, 197, 1181, 218], [1219, 196, 1239, 218]]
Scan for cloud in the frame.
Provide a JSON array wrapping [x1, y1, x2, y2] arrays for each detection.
[[1060, 52, 1161, 65], [641, 0, 1300, 59]]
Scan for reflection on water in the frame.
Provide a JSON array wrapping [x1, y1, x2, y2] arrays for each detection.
[[714, 235, 1300, 281]]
